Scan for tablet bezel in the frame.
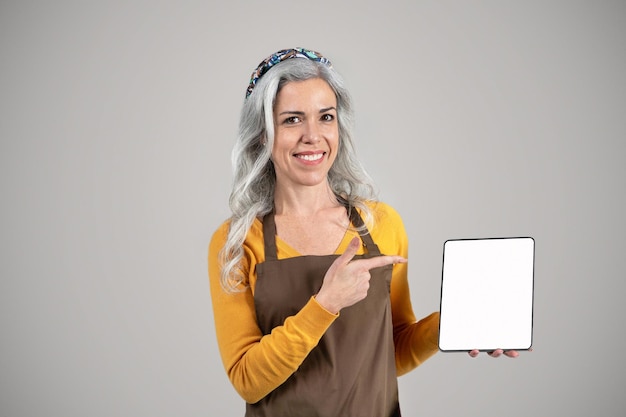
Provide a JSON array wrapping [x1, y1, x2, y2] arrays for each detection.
[[438, 236, 535, 352]]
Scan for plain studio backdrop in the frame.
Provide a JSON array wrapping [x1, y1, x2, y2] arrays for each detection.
[[1, 1, 624, 416]]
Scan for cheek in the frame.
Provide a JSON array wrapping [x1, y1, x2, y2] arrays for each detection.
[[328, 137, 340, 162], [329, 129, 340, 150], [270, 139, 292, 165]]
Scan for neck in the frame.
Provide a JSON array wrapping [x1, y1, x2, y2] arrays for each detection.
[[274, 183, 341, 216]]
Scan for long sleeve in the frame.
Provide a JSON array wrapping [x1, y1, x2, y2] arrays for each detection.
[[208, 221, 338, 404]]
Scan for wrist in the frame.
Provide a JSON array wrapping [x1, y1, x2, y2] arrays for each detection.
[[313, 293, 339, 315]]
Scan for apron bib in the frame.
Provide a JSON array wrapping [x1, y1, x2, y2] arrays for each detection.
[[247, 208, 400, 417]]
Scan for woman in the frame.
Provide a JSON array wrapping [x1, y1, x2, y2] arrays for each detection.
[[208, 48, 512, 417]]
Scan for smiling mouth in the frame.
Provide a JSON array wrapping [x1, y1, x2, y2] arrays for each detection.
[[295, 153, 325, 161]]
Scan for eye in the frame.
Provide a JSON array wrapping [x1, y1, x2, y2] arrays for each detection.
[[321, 113, 335, 122], [283, 116, 301, 124]]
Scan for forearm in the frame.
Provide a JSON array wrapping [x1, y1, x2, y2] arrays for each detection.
[[212, 289, 337, 403], [393, 311, 440, 375]]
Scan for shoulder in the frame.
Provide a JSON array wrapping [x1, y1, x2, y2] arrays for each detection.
[[365, 201, 405, 228], [209, 219, 231, 250], [362, 201, 408, 255], [209, 217, 265, 250], [209, 216, 266, 267], [208, 220, 232, 269]]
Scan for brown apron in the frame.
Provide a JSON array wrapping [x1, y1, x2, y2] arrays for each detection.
[[247, 208, 401, 417]]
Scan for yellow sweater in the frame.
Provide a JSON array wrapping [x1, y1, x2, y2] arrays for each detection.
[[208, 202, 439, 404]]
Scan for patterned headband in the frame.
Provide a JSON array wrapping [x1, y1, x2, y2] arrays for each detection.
[[245, 47, 332, 99]]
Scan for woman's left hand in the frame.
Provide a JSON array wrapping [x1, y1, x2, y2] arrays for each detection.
[[468, 349, 523, 358]]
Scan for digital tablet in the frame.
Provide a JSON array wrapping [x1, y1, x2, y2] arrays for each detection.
[[438, 237, 535, 352]]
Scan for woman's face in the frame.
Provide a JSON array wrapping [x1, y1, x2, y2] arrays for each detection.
[[271, 77, 339, 191]]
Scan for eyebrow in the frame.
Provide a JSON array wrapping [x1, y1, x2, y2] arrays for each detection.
[[278, 106, 337, 116]]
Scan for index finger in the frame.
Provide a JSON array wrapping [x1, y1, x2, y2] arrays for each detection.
[[335, 237, 361, 266], [354, 255, 407, 271]]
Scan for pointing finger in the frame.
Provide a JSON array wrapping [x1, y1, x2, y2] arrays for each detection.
[[356, 254, 407, 272]]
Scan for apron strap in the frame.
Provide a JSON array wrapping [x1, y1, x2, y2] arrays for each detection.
[[348, 207, 381, 256], [262, 211, 279, 261]]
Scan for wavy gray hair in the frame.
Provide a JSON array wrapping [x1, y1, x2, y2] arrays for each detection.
[[219, 57, 378, 291]]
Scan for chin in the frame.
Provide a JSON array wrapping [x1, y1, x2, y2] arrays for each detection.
[[296, 174, 329, 187]]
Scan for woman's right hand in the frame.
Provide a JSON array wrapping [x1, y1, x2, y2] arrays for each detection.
[[314, 237, 406, 314]]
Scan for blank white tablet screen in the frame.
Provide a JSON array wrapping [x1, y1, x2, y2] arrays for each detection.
[[438, 237, 535, 351]]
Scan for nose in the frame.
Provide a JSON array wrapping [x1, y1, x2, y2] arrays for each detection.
[[302, 121, 321, 143]]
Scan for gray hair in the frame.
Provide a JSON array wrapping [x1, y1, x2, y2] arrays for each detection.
[[219, 58, 377, 291]]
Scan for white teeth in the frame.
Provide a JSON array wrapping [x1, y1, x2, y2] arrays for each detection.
[[297, 153, 323, 161]]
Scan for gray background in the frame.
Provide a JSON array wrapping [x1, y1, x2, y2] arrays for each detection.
[[1, 1, 624, 416]]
